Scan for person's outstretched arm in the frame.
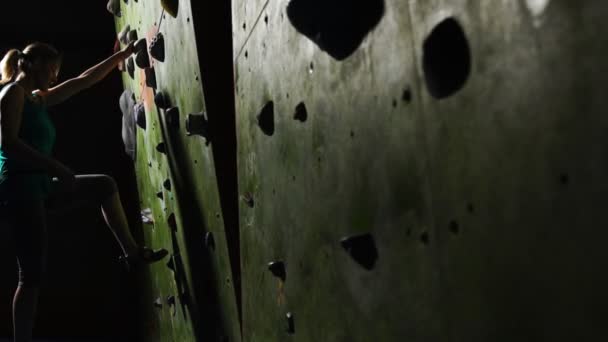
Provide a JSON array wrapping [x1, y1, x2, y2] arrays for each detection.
[[38, 42, 135, 107]]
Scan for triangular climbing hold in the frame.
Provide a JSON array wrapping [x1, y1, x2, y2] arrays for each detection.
[[149, 32, 165, 62], [161, 0, 179, 18]]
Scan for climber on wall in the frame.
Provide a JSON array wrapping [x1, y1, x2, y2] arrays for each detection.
[[0, 41, 168, 342]]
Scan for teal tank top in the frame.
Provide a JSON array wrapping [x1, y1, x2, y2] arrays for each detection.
[[0, 85, 57, 200]]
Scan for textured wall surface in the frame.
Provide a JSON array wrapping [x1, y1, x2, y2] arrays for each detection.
[[114, 0, 608, 341]]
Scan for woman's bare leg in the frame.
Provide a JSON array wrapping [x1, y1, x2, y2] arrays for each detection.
[[100, 190, 139, 256], [13, 286, 39, 342]]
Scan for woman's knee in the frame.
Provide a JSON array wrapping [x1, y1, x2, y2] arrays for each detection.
[[89, 174, 118, 199]]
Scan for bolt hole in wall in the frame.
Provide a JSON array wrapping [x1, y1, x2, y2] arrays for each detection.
[[423, 17, 472, 99], [286, 0, 385, 60]]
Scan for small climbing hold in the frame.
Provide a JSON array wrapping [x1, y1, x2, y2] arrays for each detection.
[[204, 232, 215, 250], [166, 257, 175, 272], [185, 112, 211, 145], [127, 30, 138, 44], [153, 297, 163, 309], [340, 233, 378, 270], [420, 231, 430, 245], [118, 25, 131, 45], [165, 107, 180, 129], [449, 220, 460, 235], [141, 208, 154, 224], [154, 92, 170, 110], [257, 101, 275, 136], [286, 312, 295, 335], [145, 67, 157, 89], [167, 295, 177, 316], [241, 192, 254, 208], [156, 142, 167, 154], [267, 261, 286, 282], [126, 57, 135, 79], [134, 38, 147, 54], [168, 213, 177, 232], [135, 48, 150, 69], [134, 102, 146, 129], [293, 102, 308, 122], [163, 179, 172, 192], [149, 32, 165, 62], [107, 0, 121, 17], [161, 0, 179, 18], [156, 191, 164, 200]]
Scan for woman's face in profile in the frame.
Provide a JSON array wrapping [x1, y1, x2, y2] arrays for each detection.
[[34, 60, 60, 91]]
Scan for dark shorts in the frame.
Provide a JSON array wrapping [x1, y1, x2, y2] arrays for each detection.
[[1, 174, 118, 288]]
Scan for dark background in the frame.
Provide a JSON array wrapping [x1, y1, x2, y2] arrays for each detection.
[[0, 1, 142, 340]]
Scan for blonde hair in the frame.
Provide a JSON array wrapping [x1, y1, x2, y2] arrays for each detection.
[[0, 42, 62, 85]]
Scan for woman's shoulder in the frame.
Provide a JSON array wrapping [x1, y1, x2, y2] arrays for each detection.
[[0, 82, 25, 102]]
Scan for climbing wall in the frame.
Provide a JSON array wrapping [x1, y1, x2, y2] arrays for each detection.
[[111, 0, 240, 341], [233, 0, 608, 341]]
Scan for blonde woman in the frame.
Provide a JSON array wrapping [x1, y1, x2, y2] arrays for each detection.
[[0, 42, 168, 341]]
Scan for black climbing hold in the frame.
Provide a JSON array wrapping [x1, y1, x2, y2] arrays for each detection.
[[161, 0, 179, 18], [560, 173, 569, 185], [467, 203, 474, 213], [163, 179, 172, 192], [107, 0, 121, 17], [257, 101, 274, 136], [165, 107, 180, 129], [449, 220, 460, 235], [127, 30, 138, 44], [149, 32, 165, 62], [168, 213, 177, 232], [204, 232, 215, 250], [423, 17, 471, 99], [166, 256, 175, 272], [134, 103, 146, 129], [153, 297, 163, 308], [185, 112, 211, 145], [340, 233, 378, 270], [242, 192, 254, 208], [126, 57, 135, 79], [134, 38, 147, 54], [156, 142, 167, 154], [145, 68, 157, 89], [167, 295, 176, 306], [294, 102, 308, 122], [402, 88, 412, 103], [154, 92, 170, 110], [268, 261, 286, 282], [118, 25, 131, 45], [156, 191, 164, 200], [286, 0, 385, 61], [286, 312, 295, 335], [135, 48, 150, 69], [420, 232, 430, 245]]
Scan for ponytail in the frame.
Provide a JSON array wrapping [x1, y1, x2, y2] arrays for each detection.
[[0, 49, 21, 85]]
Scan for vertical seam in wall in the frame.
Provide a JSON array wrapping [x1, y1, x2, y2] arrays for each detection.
[[233, 0, 271, 63]]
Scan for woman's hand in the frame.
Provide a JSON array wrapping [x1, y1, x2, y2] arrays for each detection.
[[50, 161, 76, 193], [120, 41, 135, 58]]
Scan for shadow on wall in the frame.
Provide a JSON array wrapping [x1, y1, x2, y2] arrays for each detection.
[[287, 0, 385, 60]]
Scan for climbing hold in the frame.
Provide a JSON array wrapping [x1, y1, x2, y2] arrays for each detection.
[[141, 208, 154, 224], [185, 112, 211, 145], [161, 0, 179, 18], [167, 295, 177, 316], [107, 0, 121, 17], [340, 233, 378, 270], [153, 297, 163, 309], [145, 67, 157, 89], [204, 232, 215, 250], [156, 191, 164, 200], [166, 256, 175, 272], [293, 102, 308, 122], [257, 101, 275, 136], [135, 49, 150, 69], [168, 213, 177, 232], [156, 142, 167, 154], [149, 32, 165, 62], [449, 220, 460, 235], [420, 231, 430, 245], [165, 107, 180, 129], [241, 192, 254, 208], [134, 102, 146, 129], [163, 179, 172, 192], [286, 312, 295, 335], [268, 261, 286, 282], [118, 25, 131, 45], [154, 92, 170, 110], [134, 38, 147, 54], [126, 57, 135, 79], [127, 30, 138, 44], [119, 89, 136, 161]]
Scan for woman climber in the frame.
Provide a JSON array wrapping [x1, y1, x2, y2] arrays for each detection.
[[0, 41, 168, 341]]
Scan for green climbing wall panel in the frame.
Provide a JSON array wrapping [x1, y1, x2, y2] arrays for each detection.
[[112, 1, 240, 341]]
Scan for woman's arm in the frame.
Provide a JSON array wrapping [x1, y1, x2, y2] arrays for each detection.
[[0, 84, 66, 175], [38, 42, 135, 107]]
